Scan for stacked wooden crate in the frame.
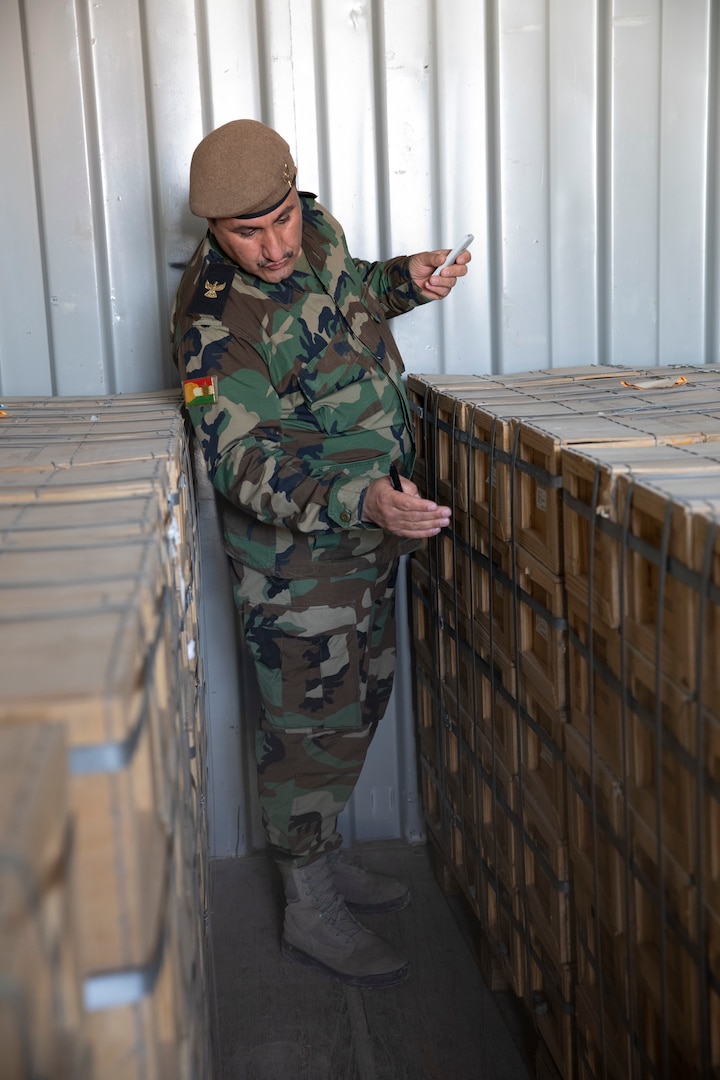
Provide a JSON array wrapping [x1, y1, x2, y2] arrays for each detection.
[[0, 392, 211, 1080], [408, 364, 720, 1080]]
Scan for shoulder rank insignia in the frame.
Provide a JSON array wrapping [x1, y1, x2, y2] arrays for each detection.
[[191, 262, 235, 317], [182, 375, 218, 407], [204, 280, 226, 299]]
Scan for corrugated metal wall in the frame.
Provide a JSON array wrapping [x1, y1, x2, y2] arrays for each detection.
[[3, 0, 720, 853], [6, 0, 720, 399]]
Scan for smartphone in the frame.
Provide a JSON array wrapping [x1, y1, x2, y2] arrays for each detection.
[[438, 232, 474, 272]]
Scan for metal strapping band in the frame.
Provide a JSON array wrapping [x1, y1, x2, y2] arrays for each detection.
[[83, 925, 165, 1011], [69, 588, 169, 775]]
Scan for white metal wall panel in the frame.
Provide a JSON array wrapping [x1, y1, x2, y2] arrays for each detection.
[[3, 0, 720, 855], [3, 0, 720, 397], [548, 1, 599, 369]]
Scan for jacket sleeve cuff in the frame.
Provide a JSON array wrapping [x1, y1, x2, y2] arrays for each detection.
[[328, 473, 379, 530]]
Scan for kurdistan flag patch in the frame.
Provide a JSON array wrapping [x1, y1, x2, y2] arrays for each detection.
[[182, 376, 217, 406]]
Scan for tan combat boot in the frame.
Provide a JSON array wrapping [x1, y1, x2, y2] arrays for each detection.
[[327, 849, 410, 914], [277, 855, 409, 989]]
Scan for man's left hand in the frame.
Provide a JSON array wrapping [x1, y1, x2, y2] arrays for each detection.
[[409, 247, 472, 301], [361, 475, 452, 538]]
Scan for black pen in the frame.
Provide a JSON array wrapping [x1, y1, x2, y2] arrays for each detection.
[[389, 463, 403, 491]]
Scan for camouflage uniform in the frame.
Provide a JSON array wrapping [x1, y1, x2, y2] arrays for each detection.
[[172, 193, 428, 864]]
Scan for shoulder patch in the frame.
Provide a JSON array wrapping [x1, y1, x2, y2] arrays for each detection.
[[183, 375, 218, 407], [190, 262, 236, 319]]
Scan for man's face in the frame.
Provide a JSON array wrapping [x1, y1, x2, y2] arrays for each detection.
[[208, 187, 303, 283]]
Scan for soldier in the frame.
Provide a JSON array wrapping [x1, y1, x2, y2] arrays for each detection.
[[172, 119, 470, 989]]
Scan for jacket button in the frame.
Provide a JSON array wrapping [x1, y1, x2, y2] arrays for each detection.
[[340, 511, 351, 523]]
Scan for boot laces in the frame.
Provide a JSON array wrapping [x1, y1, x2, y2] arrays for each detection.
[[301, 859, 364, 937]]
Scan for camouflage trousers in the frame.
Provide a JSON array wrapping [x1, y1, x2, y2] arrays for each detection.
[[230, 558, 399, 866]]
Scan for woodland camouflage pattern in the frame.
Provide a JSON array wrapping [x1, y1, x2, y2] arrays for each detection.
[[171, 194, 425, 863], [171, 193, 428, 577], [232, 559, 398, 862]]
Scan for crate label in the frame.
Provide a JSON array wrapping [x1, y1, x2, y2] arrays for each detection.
[[536, 485, 547, 512], [535, 616, 549, 640]]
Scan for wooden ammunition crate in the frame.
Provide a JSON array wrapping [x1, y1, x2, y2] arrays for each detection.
[[0, 491, 167, 545], [523, 941, 576, 1080], [461, 397, 516, 542], [632, 810, 719, 954], [618, 639, 719, 896], [694, 508, 720, 710], [454, 733, 482, 850], [573, 861, 631, 1022], [406, 375, 484, 503], [439, 663, 479, 763], [482, 867, 527, 998], [565, 724, 628, 934], [561, 442, 720, 629], [518, 682, 568, 842], [409, 366, 720, 1080], [631, 911, 720, 1077], [566, 595, 625, 776], [436, 598, 478, 706], [413, 656, 442, 775], [0, 536, 169, 636], [0, 598, 179, 976], [475, 642, 520, 777], [617, 472, 720, 691], [430, 390, 472, 519], [521, 792, 572, 966], [515, 546, 568, 709], [0, 418, 186, 485], [575, 980, 633, 1080], [436, 610, 476, 708], [467, 526, 516, 666], [408, 551, 439, 673], [477, 735, 522, 893], [462, 396, 586, 546], [511, 415, 661, 576], [0, 724, 88, 1080], [84, 832, 204, 1080], [0, 455, 179, 509], [437, 528, 474, 616], [420, 757, 466, 879], [0, 393, 210, 1078]]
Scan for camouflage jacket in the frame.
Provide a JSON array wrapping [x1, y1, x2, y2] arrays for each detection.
[[171, 193, 429, 577]]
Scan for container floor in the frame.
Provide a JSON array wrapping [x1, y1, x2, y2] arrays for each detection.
[[208, 841, 535, 1079]]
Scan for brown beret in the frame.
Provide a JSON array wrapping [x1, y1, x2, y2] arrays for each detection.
[[189, 119, 296, 219]]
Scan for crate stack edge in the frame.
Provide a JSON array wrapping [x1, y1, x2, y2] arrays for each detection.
[[0, 392, 211, 1080], [407, 364, 720, 1080]]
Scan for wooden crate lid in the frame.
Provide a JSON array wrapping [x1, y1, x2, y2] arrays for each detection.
[[617, 469, 720, 515], [516, 414, 660, 456], [0, 390, 181, 413], [562, 440, 720, 478]]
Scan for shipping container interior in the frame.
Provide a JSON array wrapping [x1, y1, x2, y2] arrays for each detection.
[[2, 1, 720, 1078]]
